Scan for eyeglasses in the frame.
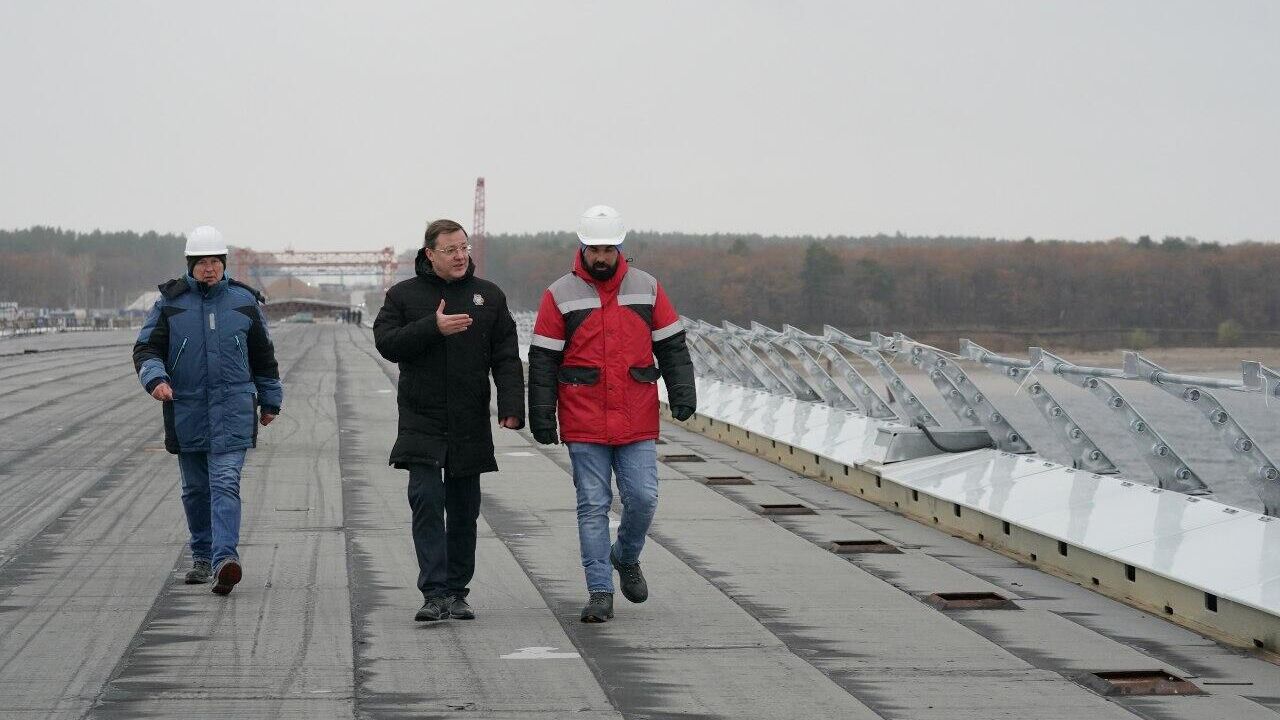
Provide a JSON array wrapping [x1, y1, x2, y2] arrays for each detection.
[[432, 243, 472, 256]]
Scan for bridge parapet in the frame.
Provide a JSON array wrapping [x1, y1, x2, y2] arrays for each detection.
[[595, 315, 1280, 653]]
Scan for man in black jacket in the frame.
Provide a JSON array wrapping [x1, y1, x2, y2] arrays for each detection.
[[373, 219, 525, 622]]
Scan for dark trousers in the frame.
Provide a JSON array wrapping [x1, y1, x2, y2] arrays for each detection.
[[407, 464, 481, 599]]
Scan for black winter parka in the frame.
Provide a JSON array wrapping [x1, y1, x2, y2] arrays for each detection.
[[373, 251, 525, 476]]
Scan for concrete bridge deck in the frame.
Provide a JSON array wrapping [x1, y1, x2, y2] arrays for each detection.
[[1, 324, 1278, 719]]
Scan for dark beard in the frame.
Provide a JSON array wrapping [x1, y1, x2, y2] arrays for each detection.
[[585, 260, 618, 281]]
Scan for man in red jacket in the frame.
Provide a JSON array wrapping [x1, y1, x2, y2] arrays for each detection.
[[527, 206, 697, 623]]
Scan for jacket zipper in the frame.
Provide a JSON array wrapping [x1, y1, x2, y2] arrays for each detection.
[[173, 337, 188, 365]]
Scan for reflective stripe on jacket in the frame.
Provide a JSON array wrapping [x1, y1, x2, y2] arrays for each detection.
[[132, 275, 283, 454], [528, 251, 695, 445]]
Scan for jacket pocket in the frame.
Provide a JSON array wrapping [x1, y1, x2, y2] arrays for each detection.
[[629, 365, 660, 383], [558, 366, 600, 386]]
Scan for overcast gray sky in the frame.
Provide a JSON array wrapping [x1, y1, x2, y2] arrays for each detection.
[[1, 1, 1276, 252]]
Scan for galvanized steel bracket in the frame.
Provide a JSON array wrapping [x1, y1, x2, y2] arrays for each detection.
[[723, 321, 812, 398], [1243, 362, 1280, 408], [689, 320, 758, 387], [1125, 352, 1280, 514], [825, 326, 941, 427], [751, 322, 857, 410], [890, 333, 1031, 453], [1031, 347, 1208, 495], [782, 324, 897, 419], [961, 339, 1118, 474]]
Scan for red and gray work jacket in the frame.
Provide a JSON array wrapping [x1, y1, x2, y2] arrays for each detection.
[[528, 250, 696, 445]]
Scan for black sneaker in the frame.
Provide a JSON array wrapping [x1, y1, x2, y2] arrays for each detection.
[[415, 596, 451, 622], [184, 559, 212, 584], [611, 551, 648, 603], [580, 592, 614, 623], [448, 595, 475, 620], [211, 558, 242, 596]]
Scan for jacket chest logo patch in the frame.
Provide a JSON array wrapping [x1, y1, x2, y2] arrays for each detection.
[[472, 293, 485, 306]]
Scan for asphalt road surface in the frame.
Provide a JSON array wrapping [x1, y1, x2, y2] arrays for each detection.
[[1, 324, 1278, 719]]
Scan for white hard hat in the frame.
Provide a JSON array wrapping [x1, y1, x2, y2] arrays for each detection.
[[185, 225, 228, 256], [576, 205, 627, 246]]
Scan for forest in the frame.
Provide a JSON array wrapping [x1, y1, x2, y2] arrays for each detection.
[[3, 226, 1277, 350], [484, 232, 1280, 351], [0, 226, 184, 309]]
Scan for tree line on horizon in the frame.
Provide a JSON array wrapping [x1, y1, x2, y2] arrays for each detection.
[[3, 226, 1277, 351], [483, 231, 1280, 351]]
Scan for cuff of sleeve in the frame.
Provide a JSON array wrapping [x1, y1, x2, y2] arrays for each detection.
[[144, 378, 165, 393], [261, 405, 280, 415]]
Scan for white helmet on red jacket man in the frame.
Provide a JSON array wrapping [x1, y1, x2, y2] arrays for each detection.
[[576, 205, 627, 246]]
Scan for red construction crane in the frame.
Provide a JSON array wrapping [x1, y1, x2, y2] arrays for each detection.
[[473, 176, 486, 276]]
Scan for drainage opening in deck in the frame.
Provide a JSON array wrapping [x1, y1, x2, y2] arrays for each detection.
[[756, 503, 816, 516], [1078, 670, 1202, 697], [1125, 564, 1136, 582], [660, 454, 704, 463], [1205, 593, 1218, 612], [925, 592, 1015, 610], [703, 475, 753, 486], [829, 540, 901, 554]]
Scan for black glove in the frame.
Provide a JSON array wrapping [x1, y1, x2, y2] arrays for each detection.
[[670, 405, 694, 421], [532, 428, 559, 445]]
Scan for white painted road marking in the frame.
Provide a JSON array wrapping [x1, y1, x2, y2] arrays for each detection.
[[500, 646, 581, 660], [504, 451, 536, 456]]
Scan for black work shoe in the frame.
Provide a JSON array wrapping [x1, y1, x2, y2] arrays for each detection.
[[211, 558, 242, 596], [580, 592, 614, 623], [611, 551, 648, 603], [448, 595, 475, 620], [415, 596, 451, 622], [184, 559, 212, 584]]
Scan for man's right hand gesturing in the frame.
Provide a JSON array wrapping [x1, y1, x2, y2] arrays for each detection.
[[150, 382, 173, 402], [436, 299, 473, 335]]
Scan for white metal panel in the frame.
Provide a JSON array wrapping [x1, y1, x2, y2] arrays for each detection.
[[1109, 515, 1280, 601], [1013, 482, 1244, 555], [649, 364, 1280, 617]]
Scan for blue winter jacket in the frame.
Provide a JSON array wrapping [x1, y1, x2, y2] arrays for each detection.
[[132, 275, 284, 454]]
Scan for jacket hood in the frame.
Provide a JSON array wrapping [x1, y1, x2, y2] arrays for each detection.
[[573, 247, 628, 293], [415, 247, 476, 284]]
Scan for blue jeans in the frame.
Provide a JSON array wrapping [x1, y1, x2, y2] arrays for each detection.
[[178, 450, 247, 568], [568, 440, 659, 593]]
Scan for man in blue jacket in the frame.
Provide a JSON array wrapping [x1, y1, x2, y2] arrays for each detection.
[[132, 226, 284, 595]]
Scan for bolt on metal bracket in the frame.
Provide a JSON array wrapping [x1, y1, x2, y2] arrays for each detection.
[[1030, 347, 1208, 495], [961, 339, 1118, 474], [782, 324, 896, 419], [825, 326, 941, 427], [891, 333, 1031, 453], [1125, 352, 1280, 514]]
